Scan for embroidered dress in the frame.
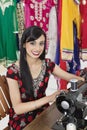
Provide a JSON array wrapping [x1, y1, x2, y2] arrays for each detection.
[[6, 59, 55, 129], [23, 0, 56, 51], [0, 0, 18, 66], [60, 0, 80, 61]]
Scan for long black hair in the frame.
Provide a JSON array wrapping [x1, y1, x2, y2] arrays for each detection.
[[20, 26, 46, 97]]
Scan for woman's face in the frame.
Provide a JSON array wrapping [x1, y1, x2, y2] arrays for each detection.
[[25, 35, 45, 59]]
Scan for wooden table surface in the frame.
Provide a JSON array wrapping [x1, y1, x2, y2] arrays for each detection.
[[23, 102, 63, 130]]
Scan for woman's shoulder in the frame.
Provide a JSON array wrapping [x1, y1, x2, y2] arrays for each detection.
[[7, 61, 19, 73], [45, 58, 51, 62], [44, 58, 55, 68], [43, 58, 55, 73], [45, 58, 55, 64], [6, 61, 20, 79]]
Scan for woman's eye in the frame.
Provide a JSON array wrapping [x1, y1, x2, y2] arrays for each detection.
[[39, 42, 44, 46], [30, 41, 35, 45]]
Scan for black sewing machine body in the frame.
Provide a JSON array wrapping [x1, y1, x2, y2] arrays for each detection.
[[52, 71, 87, 130]]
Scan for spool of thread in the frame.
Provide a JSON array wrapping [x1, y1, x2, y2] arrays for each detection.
[[70, 79, 78, 91], [66, 123, 76, 130]]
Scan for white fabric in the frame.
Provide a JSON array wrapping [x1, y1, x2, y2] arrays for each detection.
[[0, 65, 7, 76], [0, 115, 9, 130], [46, 6, 57, 62]]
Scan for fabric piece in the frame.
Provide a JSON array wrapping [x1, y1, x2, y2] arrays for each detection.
[[46, 6, 57, 61], [59, 60, 68, 90], [68, 22, 80, 74]]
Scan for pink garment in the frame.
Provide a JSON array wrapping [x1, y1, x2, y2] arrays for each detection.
[[23, 0, 56, 51], [24, 3, 31, 27]]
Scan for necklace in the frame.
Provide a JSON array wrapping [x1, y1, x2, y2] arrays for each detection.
[[31, 0, 47, 21]]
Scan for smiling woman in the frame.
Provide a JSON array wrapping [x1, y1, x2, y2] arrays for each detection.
[[6, 26, 84, 130], [25, 35, 45, 59]]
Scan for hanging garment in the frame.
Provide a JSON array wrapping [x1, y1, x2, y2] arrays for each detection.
[[23, 0, 57, 52], [68, 22, 80, 74], [16, 0, 25, 39], [46, 6, 57, 62], [16, 0, 25, 49], [59, 23, 81, 90], [79, 0, 87, 60], [55, 0, 62, 65], [60, 0, 80, 61], [55, 0, 68, 90], [55, 0, 80, 90], [0, 0, 18, 66]]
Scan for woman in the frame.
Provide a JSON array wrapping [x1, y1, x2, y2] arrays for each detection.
[[6, 26, 84, 129]]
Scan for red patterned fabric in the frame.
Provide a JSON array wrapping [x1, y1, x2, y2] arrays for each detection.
[[79, 0, 87, 60], [6, 59, 55, 129]]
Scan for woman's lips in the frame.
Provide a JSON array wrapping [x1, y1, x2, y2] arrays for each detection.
[[32, 51, 40, 56]]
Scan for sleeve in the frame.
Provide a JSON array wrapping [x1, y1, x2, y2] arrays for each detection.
[[46, 58, 55, 73], [6, 65, 19, 80]]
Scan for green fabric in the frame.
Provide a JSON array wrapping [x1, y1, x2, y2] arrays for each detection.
[[0, 0, 18, 65]]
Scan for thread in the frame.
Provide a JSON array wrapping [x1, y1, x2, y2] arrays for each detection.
[[70, 79, 78, 91]]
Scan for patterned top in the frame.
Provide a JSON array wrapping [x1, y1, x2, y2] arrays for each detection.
[[6, 58, 55, 129]]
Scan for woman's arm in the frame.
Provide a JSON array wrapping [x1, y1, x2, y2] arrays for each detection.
[[52, 64, 84, 81], [7, 78, 60, 115]]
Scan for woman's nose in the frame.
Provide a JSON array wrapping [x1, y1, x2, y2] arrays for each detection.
[[35, 44, 40, 50]]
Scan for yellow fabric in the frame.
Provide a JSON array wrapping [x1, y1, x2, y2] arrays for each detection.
[[60, 0, 80, 60]]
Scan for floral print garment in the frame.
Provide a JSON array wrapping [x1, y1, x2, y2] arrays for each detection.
[[6, 58, 55, 129]]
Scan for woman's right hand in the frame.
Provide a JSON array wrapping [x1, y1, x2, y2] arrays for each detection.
[[48, 90, 61, 103], [48, 89, 68, 103]]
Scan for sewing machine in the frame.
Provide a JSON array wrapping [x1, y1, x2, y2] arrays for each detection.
[[52, 69, 87, 130]]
